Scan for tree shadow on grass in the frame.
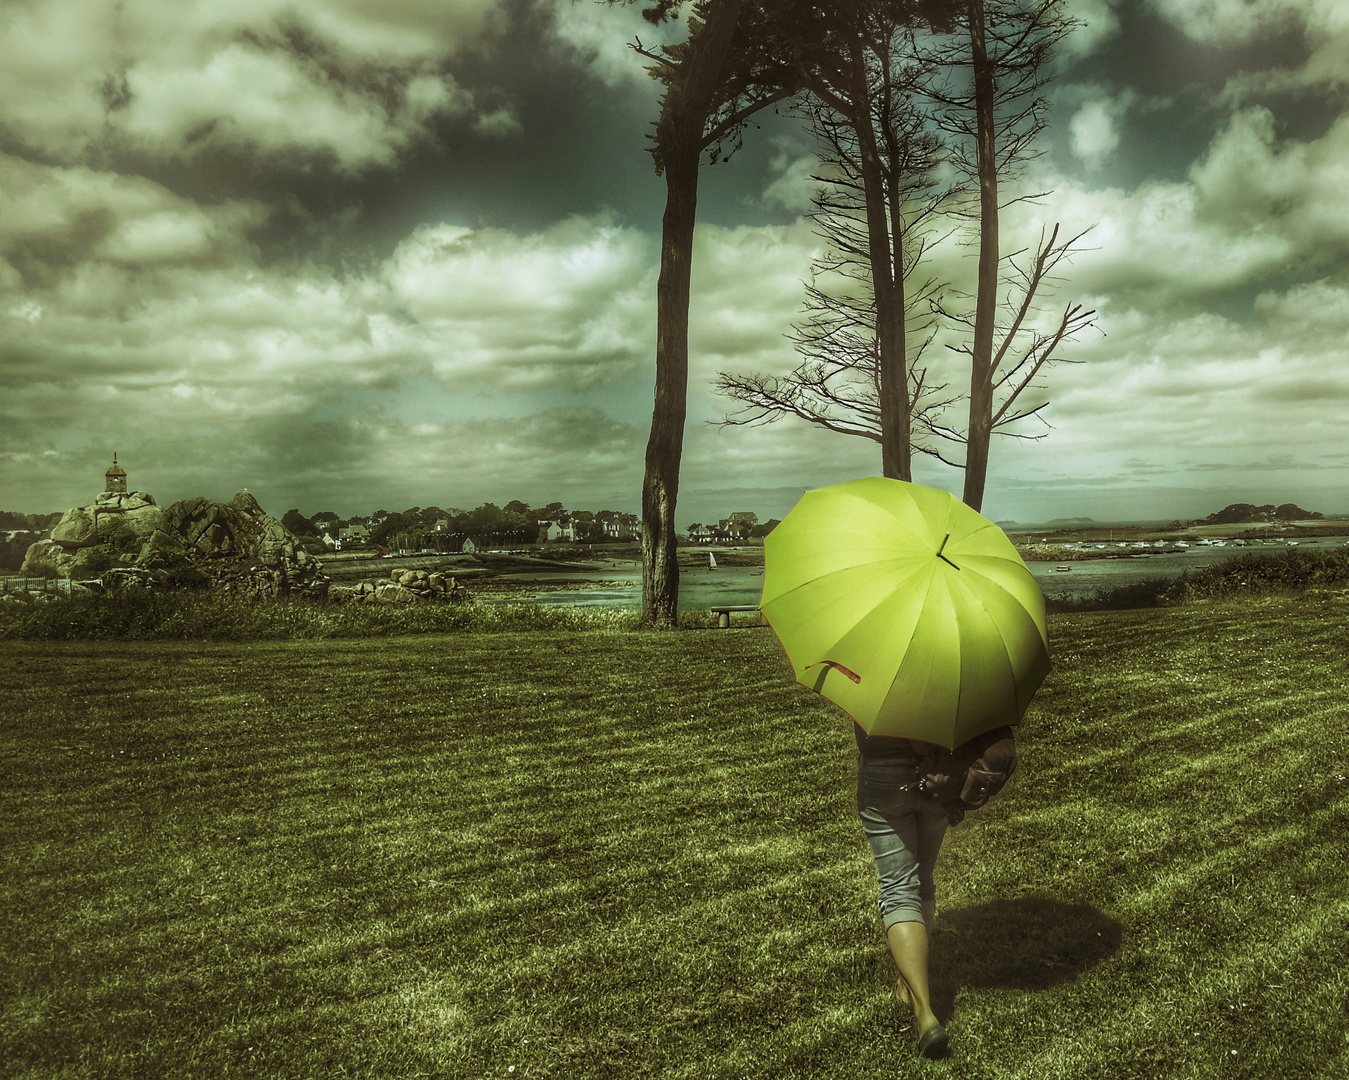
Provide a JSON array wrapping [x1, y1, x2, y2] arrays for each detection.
[[928, 895, 1123, 1020]]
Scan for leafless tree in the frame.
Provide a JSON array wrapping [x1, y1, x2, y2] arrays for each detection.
[[926, 220, 1097, 457], [714, 39, 966, 476], [743, 1, 970, 480], [922, 0, 1097, 511]]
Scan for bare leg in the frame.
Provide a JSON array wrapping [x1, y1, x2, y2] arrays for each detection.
[[893, 920, 934, 1008], [887, 920, 940, 1037]]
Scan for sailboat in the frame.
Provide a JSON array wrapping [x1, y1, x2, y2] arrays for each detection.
[[708, 552, 718, 570]]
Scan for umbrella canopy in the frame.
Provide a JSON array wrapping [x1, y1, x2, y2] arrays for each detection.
[[760, 477, 1050, 749]]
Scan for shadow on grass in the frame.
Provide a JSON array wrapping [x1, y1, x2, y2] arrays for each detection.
[[929, 895, 1123, 1020]]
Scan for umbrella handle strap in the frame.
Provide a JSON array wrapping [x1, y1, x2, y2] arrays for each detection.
[[809, 659, 861, 684]]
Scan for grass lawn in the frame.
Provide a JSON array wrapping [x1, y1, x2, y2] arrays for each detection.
[[2, 594, 1348, 1079]]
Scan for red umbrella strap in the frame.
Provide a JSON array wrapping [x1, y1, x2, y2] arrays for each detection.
[[808, 659, 861, 684]]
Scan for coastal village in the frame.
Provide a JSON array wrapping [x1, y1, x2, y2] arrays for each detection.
[[3, 458, 1346, 608], [0, 457, 779, 605]]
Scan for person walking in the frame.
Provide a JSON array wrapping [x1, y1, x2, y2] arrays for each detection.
[[854, 720, 1018, 1059], [756, 479, 1047, 1057]]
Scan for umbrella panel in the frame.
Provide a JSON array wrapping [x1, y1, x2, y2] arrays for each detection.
[[761, 477, 1051, 748]]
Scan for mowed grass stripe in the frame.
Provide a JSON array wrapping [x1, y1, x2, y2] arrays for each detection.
[[3, 595, 1349, 1078]]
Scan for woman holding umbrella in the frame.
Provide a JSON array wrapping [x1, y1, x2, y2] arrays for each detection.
[[854, 720, 1018, 1057], [759, 478, 1050, 1060]]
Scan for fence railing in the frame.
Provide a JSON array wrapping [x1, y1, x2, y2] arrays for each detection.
[[1, 576, 77, 597]]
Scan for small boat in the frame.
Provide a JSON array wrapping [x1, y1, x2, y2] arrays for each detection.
[[1054, 565, 1072, 572], [708, 552, 718, 569]]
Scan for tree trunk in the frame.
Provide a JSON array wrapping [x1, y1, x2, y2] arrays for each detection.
[[641, 151, 699, 630], [881, 111, 914, 483], [639, 0, 744, 630], [851, 49, 910, 483], [963, 0, 996, 512]]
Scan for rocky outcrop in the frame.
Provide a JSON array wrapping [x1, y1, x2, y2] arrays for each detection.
[[328, 569, 470, 605], [21, 489, 330, 598], [19, 489, 475, 605]]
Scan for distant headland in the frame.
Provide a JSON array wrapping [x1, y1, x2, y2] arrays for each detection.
[[1187, 503, 1323, 525]]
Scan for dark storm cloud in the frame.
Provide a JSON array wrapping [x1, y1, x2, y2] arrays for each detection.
[[3, 0, 1349, 525]]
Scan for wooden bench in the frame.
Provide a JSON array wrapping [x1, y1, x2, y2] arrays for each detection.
[[710, 604, 761, 628]]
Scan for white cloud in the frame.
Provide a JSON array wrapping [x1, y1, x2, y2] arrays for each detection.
[[761, 137, 821, 213], [385, 214, 657, 390], [472, 106, 524, 138], [0, 0, 503, 172], [1146, 0, 1301, 45], [547, 0, 687, 90], [1059, 0, 1124, 62], [1000, 103, 1349, 310], [1186, 107, 1349, 250], [1068, 91, 1136, 170], [0, 153, 269, 285], [688, 219, 820, 378], [1154, 0, 1349, 101]]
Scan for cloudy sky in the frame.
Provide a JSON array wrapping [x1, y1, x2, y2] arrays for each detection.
[[3, 0, 1347, 528]]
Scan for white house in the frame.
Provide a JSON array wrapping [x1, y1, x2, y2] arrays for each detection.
[[541, 520, 575, 542]]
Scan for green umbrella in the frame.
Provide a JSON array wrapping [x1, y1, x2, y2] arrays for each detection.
[[760, 477, 1050, 749]]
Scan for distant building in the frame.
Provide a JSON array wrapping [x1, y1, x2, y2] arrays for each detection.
[[719, 512, 758, 540], [541, 520, 575, 542], [603, 513, 639, 540], [339, 523, 369, 542], [105, 454, 127, 494]]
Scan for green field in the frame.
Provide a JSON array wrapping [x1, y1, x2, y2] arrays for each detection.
[[3, 595, 1348, 1079]]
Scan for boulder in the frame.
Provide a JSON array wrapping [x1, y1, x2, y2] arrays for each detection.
[[229, 490, 264, 517], [20, 539, 71, 577], [116, 503, 167, 543], [138, 528, 194, 571], [374, 583, 422, 604], [50, 506, 99, 549], [95, 490, 156, 512], [163, 496, 251, 558]]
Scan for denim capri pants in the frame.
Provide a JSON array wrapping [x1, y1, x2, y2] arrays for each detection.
[[857, 759, 950, 931]]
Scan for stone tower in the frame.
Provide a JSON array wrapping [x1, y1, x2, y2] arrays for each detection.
[[105, 453, 127, 494]]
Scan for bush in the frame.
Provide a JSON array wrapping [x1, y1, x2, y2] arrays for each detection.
[[1158, 546, 1349, 603], [72, 547, 114, 574], [1045, 546, 1349, 613], [20, 556, 61, 579], [99, 520, 141, 557], [0, 592, 649, 641]]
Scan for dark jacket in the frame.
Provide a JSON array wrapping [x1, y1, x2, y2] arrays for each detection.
[[856, 723, 1018, 825]]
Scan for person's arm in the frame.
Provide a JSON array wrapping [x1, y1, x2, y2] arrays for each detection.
[[957, 727, 1017, 808]]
